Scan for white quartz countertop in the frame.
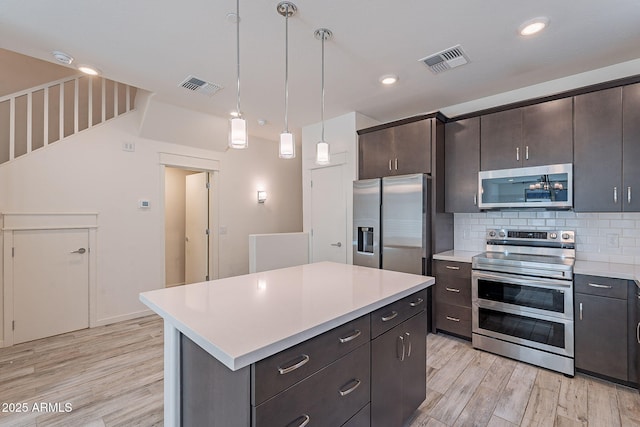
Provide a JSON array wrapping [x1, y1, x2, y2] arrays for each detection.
[[574, 260, 640, 284], [140, 261, 434, 371], [433, 250, 480, 263]]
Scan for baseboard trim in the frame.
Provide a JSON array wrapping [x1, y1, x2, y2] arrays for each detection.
[[92, 309, 155, 327]]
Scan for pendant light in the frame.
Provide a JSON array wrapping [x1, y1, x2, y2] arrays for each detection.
[[229, 0, 248, 149], [277, 2, 297, 159], [314, 28, 332, 165]]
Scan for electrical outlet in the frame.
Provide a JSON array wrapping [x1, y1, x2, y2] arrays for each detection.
[[606, 233, 619, 248], [122, 142, 135, 152]]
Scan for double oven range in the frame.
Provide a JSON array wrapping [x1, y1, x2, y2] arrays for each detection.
[[472, 229, 576, 376]]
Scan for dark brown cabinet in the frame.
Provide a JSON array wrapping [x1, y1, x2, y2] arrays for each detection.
[[358, 119, 431, 179], [575, 83, 640, 212], [480, 98, 573, 171], [433, 260, 472, 339], [445, 118, 480, 212], [574, 274, 628, 381], [371, 310, 427, 427]]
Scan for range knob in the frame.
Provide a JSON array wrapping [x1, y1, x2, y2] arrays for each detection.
[[549, 232, 558, 239], [498, 231, 506, 238], [562, 233, 571, 240], [488, 230, 496, 237]]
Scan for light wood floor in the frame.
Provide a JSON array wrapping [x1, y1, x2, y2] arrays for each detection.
[[1, 316, 640, 426]]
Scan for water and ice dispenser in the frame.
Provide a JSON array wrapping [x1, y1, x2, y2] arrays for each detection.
[[357, 227, 375, 253]]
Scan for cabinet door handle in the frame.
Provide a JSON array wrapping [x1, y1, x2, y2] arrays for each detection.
[[636, 322, 640, 344], [381, 311, 398, 322], [394, 158, 398, 170], [614, 187, 618, 204], [445, 265, 460, 270], [338, 329, 361, 344], [409, 297, 424, 307], [579, 302, 583, 321], [446, 316, 461, 322], [629, 186, 632, 204], [445, 287, 461, 293], [287, 414, 310, 427], [525, 145, 529, 160], [278, 354, 310, 375], [389, 159, 392, 171], [587, 283, 613, 289], [338, 379, 361, 397], [397, 335, 406, 361], [405, 332, 412, 357], [516, 147, 520, 161], [473, 193, 477, 206]]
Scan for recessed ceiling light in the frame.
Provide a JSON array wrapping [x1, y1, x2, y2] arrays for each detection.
[[519, 17, 549, 36], [52, 50, 74, 65], [77, 65, 101, 76], [379, 74, 399, 85]]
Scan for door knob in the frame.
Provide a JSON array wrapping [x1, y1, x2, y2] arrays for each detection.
[[71, 248, 87, 254], [331, 242, 342, 247]]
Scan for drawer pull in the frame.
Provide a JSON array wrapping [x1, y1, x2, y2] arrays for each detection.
[[338, 379, 361, 397], [409, 297, 424, 307], [446, 316, 460, 322], [287, 414, 310, 427], [381, 311, 398, 322], [587, 283, 613, 289], [339, 329, 362, 344], [278, 354, 310, 375], [405, 332, 412, 357], [445, 265, 460, 270], [445, 287, 461, 293]]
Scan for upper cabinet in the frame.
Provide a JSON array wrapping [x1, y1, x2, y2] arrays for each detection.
[[445, 117, 480, 213], [480, 98, 573, 171], [575, 83, 640, 212], [358, 119, 431, 180]]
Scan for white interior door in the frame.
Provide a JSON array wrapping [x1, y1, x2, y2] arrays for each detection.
[[311, 165, 347, 263], [13, 229, 89, 344], [185, 172, 209, 284]]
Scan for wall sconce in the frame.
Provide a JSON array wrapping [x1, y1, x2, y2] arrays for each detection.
[[257, 190, 267, 204]]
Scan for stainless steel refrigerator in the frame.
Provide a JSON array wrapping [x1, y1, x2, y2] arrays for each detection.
[[353, 173, 430, 275]]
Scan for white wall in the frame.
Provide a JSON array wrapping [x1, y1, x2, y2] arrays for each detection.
[[301, 112, 379, 265], [0, 106, 302, 335], [164, 167, 194, 287]]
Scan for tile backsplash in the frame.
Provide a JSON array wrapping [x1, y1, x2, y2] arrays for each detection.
[[454, 211, 640, 264]]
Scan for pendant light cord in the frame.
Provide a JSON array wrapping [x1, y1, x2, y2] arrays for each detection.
[[320, 31, 325, 142], [284, 4, 289, 132], [236, 0, 241, 116]]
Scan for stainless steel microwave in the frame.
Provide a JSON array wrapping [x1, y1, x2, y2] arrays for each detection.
[[478, 163, 573, 209]]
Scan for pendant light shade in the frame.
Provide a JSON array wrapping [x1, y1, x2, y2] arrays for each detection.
[[229, 0, 248, 149], [278, 2, 297, 159], [314, 28, 332, 165]]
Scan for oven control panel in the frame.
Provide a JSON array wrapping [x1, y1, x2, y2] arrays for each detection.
[[486, 229, 575, 244]]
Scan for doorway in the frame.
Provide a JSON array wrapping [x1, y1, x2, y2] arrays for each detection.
[[164, 167, 213, 286]]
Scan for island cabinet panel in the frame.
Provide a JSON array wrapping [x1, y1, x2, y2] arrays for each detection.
[[253, 342, 370, 426], [574, 274, 628, 382], [574, 87, 623, 212], [252, 314, 370, 406], [371, 310, 427, 427], [370, 289, 427, 338], [444, 117, 480, 213], [433, 260, 472, 339], [343, 404, 371, 427]]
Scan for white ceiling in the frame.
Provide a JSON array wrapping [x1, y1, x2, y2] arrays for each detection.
[[1, 0, 640, 142]]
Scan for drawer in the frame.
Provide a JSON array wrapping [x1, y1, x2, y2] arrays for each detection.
[[435, 302, 471, 338], [575, 274, 628, 299], [253, 342, 371, 427], [434, 277, 471, 307], [433, 260, 472, 279], [343, 403, 370, 427], [370, 289, 427, 339], [252, 314, 370, 405]]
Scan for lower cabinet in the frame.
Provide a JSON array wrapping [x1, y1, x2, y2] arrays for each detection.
[[574, 274, 628, 381], [433, 260, 472, 339], [371, 310, 427, 427]]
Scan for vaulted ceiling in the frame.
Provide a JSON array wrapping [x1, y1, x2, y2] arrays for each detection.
[[1, 0, 640, 141]]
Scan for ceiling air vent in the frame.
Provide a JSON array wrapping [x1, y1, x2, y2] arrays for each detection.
[[179, 75, 222, 96], [419, 45, 470, 74]]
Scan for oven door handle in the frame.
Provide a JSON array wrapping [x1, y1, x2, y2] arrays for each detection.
[[472, 271, 572, 289]]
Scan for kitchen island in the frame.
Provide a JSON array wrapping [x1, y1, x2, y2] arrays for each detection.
[[140, 261, 434, 426]]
